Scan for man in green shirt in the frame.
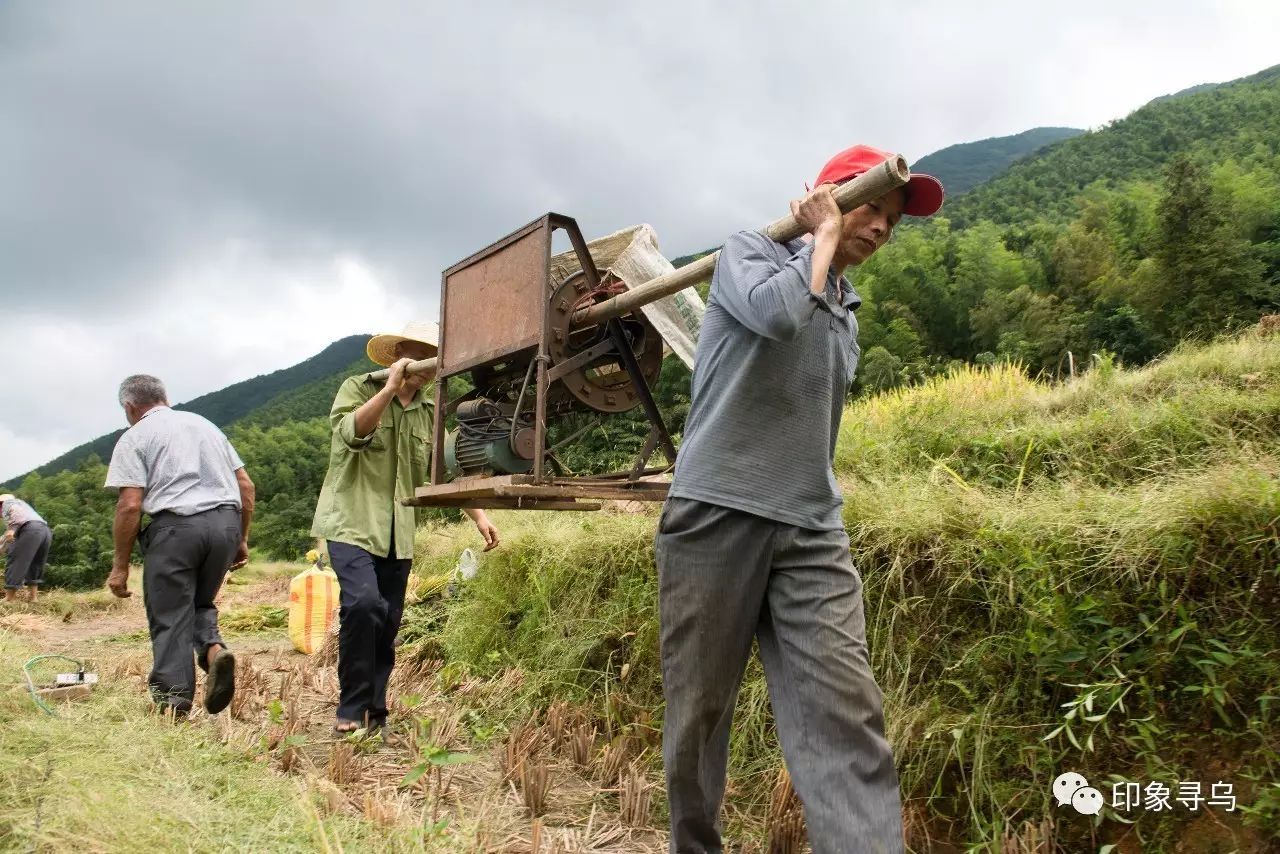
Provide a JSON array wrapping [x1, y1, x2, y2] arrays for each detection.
[[312, 321, 499, 733]]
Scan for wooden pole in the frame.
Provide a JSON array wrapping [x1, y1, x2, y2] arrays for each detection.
[[368, 356, 439, 383], [370, 153, 910, 381], [571, 153, 910, 329]]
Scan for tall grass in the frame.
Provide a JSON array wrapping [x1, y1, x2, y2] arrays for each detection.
[[837, 331, 1280, 489], [403, 330, 1280, 850], [412, 513, 661, 709], [850, 460, 1279, 846]]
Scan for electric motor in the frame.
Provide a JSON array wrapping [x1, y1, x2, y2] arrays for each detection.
[[444, 398, 536, 479]]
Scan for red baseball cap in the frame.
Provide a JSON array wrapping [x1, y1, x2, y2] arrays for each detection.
[[813, 144, 944, 217]]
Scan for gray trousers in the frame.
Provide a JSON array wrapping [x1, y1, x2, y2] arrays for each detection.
[[140, 505, 239, 711], [5, 521, 52, 589], [655, 497, 903, 854]]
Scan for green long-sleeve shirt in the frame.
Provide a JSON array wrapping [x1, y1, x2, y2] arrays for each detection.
[[310, 374, 434, 559]]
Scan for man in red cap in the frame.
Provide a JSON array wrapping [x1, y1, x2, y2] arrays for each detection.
[[656, 145, 942, 853]]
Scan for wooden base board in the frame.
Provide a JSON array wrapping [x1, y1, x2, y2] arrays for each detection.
[[36, 685, 94, 702], [405, 473, 669, 511], [421, 498, 603, 511]]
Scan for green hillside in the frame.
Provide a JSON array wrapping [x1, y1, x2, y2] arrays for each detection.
[[947, 63, 1280, 227], [232, 352, 379, 430], [912, 126, 1084, 196], [851, 63, 1280, 395], [668, 67, 1279, 397], [409, 326, 1280, 849], [178, 335, 374, 425], [5, 335, 374, 487], [1146, 80, 1223, 105]]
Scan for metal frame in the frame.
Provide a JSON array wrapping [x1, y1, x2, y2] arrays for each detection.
[[416, 213, 674, 511]]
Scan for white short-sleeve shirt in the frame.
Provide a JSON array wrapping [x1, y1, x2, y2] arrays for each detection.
[[105, 407, 245, 516]]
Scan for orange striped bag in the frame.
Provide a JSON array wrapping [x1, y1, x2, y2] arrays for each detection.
[[287, 565, 340, 654]]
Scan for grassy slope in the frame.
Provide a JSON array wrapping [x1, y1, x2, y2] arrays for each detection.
[[1, 553, 670, 852], [406, 329, 1280, 850], [0, 634, 423, 853], [0, 557, 507, 852]]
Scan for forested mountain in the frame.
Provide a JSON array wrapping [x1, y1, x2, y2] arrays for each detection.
[[1146, 80, 1221, 105], [911, 127, 1083, 195], [947, 63, 1280, 227], [849, 61, 1280, 394], [7, 62, 1280, 587], [178, 335, 373, 426]]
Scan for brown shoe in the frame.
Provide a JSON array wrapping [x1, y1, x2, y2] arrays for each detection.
[[204, 648, 236, 715]]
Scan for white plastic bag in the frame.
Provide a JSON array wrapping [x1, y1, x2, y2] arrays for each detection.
[[547, 224, 704, 369], [454, 548, 478, 582]]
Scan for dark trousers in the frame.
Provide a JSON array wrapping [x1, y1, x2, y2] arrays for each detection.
[[655, 497, 903, 854], [5, 521, 52, 589], [328, 539, 411, 724], [141, 505, 240, 711]]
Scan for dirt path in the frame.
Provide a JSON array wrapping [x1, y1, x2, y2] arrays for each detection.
[[1, 599, 146, 663], [4, 573, 671, 853]]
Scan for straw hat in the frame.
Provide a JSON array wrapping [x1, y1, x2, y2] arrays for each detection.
[[366, 321, 439, 367]]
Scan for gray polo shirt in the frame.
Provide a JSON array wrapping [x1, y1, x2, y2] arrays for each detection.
[[668, 230, 860, 531], [105, 406, 245, 516]]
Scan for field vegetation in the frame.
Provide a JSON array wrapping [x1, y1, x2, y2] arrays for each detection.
[[404, 328, 1280, 850]]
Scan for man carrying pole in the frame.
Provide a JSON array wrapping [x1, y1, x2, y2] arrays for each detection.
[[312, 322, 500, 734], [655, 145, 943, 853]]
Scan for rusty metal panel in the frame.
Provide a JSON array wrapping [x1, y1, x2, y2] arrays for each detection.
[[439, 219, 549, 377]]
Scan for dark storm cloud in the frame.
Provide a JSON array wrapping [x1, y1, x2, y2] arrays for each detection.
[[1, 2, 806, 314], [2, 0, 1278, 480], [6, 0, 1271, 316]]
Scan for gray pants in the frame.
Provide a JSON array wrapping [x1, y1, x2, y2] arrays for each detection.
[[140, 505, 240, 711], [5, 521, 52, 589], [655, 497, 903, 854]]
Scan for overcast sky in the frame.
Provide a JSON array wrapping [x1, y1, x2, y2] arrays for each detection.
[[2, 1, 1278, 480]]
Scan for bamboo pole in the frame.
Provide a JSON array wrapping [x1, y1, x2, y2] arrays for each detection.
[[573, 153, 909, 328], [369, 153, 910, 381]]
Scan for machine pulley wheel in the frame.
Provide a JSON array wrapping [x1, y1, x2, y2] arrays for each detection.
[[547, 271, 662, 413]]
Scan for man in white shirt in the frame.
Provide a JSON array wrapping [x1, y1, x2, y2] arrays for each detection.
[[105, 374, 255, 716]]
